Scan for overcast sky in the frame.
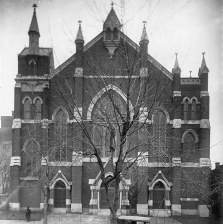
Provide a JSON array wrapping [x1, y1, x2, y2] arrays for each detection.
[[0, 0, 222, 166]]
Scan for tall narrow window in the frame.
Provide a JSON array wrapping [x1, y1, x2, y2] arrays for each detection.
[[23, 139, 39, 176], [113, 28, 118, 40], [182, 132, 196, 162], [29, 60, 36, 76], [34, 98, 42, 120], [191, 99, 196, 120], [24, 98, 31, 119], [183, 99, 189, 120], [106, 28, 112, 40], [54, 109, 67, 162], [152, 110, 166, 161]]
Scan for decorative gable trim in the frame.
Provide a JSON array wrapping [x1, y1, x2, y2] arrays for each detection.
[[148, 170, 172, 190], [50, 170, 70, 190], [51, 32, 172, 80]]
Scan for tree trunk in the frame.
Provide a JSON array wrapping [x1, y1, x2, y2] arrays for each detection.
[[43, 187, 48, 224], [110, 210, 118, 224]]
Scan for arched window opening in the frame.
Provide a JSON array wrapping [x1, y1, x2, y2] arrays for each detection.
[[183, 99, 189, 120], [152, 110, 166, 161], [23, 139, 40, 176], [182, 132, 196, 162], [92, 91, 126, 157], [153, 181, 165, 209], [34, 98, 42, 120], [106, 28, 112, 40], [54, 109, 67, 162], [191, 99, 196, 120], [24, 98, 31, 119], [113, 28, 119, 40]]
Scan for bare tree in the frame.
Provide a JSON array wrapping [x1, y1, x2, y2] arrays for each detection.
[[48, 29, 179, 223]]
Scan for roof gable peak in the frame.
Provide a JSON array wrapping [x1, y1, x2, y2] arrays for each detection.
[[103, 7, 122, 31]]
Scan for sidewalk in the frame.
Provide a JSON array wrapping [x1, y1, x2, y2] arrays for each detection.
[[0, 213, 211, 224]]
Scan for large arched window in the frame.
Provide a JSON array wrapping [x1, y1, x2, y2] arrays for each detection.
[[24, 98, 32, 119], [23, 139, 40, 176], [92, 91, 126, 157], [182, 132, 196, 162], [191, 99, 196, 120], [34, 98, 42, 120], [152, 109, 167, 161], [54, 109, 68, 162], [183, 99, 189, 120]]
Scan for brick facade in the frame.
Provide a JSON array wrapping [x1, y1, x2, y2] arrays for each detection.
[[9, 6, 210, 217]]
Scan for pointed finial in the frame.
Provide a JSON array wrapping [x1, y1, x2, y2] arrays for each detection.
[[189, 71, 192, 78], [140, 21, 149, 43], [32, 4, 37, 11], [174, 53, 179, 67], [200, 51, 209, 74], [172, 53, 181, 74], [111, 1, 114, 8], [75, 20, 84, 43]]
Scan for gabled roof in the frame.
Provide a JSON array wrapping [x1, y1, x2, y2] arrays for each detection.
[[51, 31, 172, 80]]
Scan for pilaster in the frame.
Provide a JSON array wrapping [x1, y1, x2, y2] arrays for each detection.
[[71, 152, 83, 213], [10, 84, 22, 211], [171, 158, 182, 216]]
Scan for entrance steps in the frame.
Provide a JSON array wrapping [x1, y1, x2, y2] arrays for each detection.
[[151, 209, 171, 217], [52, 208, 66, 213]]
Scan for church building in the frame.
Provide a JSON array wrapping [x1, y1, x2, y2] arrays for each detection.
[[9, 4, 211, 217]]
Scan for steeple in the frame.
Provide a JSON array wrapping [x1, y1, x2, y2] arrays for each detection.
[[103, 3, 122, 31], [75, 20, 84, 44], [199, 52, 209, 74], [140, 21, 149, 44], [28, 4, 40, 54], [172, 53, 181, 74]]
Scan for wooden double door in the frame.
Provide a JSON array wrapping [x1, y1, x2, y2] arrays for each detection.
[[54, 180, 66, 208], [153, 181, 165, 209]]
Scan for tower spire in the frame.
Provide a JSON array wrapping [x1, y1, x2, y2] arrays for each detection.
[[172, 53, 181, 74], [28, 4, 40, 36], [28, 4, 40, 54]]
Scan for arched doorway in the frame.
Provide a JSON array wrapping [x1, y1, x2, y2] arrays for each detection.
[[54, 180, 66, 208], [153, 181, 165, 209], [100, 177, 116, 209]]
